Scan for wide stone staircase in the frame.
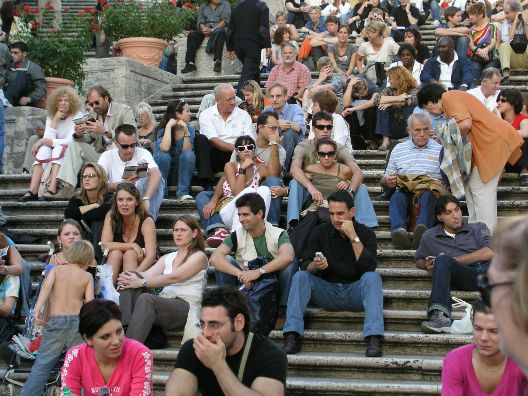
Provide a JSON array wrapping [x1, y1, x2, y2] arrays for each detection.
[[4, 2, 528, 395]]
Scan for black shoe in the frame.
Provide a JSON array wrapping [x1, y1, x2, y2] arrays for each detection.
[[412, 224, 427, 249], [18, 190, 38, 202], [0, 342, 20, 368], [282, 332, 301, 354], [520, 173, 528, 186], [365, 335, 383, 357], [392, 228, 411, 250], [501, 75, 510, 85], [213, 60, 221, 73], [181, 63, 197, 74]]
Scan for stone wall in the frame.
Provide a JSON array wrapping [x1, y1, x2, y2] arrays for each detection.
[[82, 57, 180, 108], [4, 107, 47, 174]]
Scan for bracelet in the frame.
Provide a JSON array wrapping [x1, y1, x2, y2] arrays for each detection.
[[238, 168, 246, 175]]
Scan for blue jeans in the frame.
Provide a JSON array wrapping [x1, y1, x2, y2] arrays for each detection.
[[153, 139, 196, 197], [429, 255, 490, 317], [216, 256, 299, 307], [472, 58, 501, 86], [283, 271, 384, 337], [136, 176, 165, 222], [389, 189, 436, 231], [280, 129, 303, 172], [261, 176, 282, 226], [195, 190, 226, 233], [286, 181, 379, 228], [427, 0, 442, 21], [0, 102, 4, 172], [21, 315, 83, 396], [20, 259, 32, 317], [454, 36, 469, 58]]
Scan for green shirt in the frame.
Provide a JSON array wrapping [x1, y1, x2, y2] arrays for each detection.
[[223, 231, 290, 260]]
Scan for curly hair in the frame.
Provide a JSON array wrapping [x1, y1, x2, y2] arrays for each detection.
[[110, 183, 150, 236], [46, 86, 82, 119], [467, 2, 486, 17], [77, 162, 109, 205], [274, 26, 289, 45], [386, 66, 417, 94], [498, 88, 524, 115]]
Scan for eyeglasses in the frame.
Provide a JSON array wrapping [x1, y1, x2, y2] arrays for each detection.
[[497, 97, 509, 103], [195, 320, 227, 331], [117, 182, 138, 191], [263, 125, 280, 131], [314, 124, 333, 130], [82, 173, 97, 179], [317, 150, 336, 158], [236, 144, 255, 152], [137, 113, 147, 119], [477, 274, 513, 308], [117, 141, 138, 150]]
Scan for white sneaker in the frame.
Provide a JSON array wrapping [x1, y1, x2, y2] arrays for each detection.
[[432, 20, 440, 27], [177, 194, 193, 201]]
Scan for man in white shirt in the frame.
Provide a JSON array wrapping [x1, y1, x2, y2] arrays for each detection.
[[98, 124, 164, 221], [498, 0, 528, 84], [467, 67, 501, 111], [195, 83, 254, 189]]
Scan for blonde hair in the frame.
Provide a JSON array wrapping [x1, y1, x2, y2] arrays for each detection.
[[365, 20, 386, 36], [77, 162, 109, 205], [386, 66, 417, 95], [64, 240, 94, 267], [492, 215, 528, 332], [135, 101, 156, 126], [241, 80, 265, 111], [46, 86, 82, 118]]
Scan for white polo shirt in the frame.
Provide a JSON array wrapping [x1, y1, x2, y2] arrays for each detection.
[[438, 52, 458, 89], [467, 86, 499, 112], [98, 147, 158, 183], [199, 104, 255, 145]]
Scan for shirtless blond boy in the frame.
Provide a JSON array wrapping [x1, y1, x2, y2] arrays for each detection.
[[21, 240, 94, 396]]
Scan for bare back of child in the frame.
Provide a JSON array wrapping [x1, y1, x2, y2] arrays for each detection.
[[34, 241, 95, 325]]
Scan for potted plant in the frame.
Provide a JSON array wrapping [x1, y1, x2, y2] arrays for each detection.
[[92, 0, 196, 67], [10, 5, 90, 106]]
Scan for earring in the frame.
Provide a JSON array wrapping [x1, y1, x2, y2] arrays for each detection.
[[59, 242, 62, 251]]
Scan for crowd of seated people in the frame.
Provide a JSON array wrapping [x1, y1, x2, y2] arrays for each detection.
[[6, 1, 528, 394]]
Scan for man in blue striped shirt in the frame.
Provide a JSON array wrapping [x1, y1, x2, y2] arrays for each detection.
[[381, 113, 443, 249]]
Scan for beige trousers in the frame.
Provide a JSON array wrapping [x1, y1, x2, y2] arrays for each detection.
[[498, 42, 528, 70], [56, 141, 100, 187], [463, 167, 500, 232]]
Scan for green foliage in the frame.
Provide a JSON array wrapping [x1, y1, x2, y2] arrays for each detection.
[[26, 16, 90, 88], [105, 0, 197, 42]]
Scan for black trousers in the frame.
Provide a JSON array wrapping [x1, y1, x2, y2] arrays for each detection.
[[194, 133, 232, 184], [345, 106, 377, 142], [235, 48, 261, 98], [185, 30, 226, 63]]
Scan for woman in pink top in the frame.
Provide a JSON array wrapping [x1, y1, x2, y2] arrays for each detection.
[[441, 300, 528, 395], [61, 300, 153, 396]]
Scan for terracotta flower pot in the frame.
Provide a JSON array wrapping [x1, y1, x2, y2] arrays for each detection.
[[116, 37, 167, 68], [36, 77, 75, 109]]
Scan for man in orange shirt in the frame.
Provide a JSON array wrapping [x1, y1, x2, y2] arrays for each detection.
[[418, 85, 524, 231]]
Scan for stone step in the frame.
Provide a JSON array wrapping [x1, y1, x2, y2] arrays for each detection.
[[150, 348, 447, 381]]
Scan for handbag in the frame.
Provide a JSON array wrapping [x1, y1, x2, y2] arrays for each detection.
[[407, 195, 420, 232], [511, 22, 528, 54]]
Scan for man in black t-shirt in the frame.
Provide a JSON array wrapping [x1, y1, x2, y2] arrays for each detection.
[[165, 287, 287, 396]]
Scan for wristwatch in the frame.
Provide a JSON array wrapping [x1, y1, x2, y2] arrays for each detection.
[[351, 236, 361, 244], [142, 279, 147, 288], [269, 140, 279, 146], [142, 196, 150, 201], [238, 168, 246, 175], [259, 267, 268, 275]]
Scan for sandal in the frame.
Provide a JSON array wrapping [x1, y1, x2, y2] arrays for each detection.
[[41, 189, 58, 201], [18, 190, 38, 202]]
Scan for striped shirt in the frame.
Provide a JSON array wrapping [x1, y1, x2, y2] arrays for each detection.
[[385, 138, 442, 180]]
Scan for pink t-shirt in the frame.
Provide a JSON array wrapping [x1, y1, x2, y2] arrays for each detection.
[[442, 344, 528, 396], [60, 338, 153, 396]]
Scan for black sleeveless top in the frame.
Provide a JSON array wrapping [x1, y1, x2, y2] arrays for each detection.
[[113, 217, 146, 248]]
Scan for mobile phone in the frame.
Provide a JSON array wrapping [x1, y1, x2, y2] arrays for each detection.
[[315, 252, 326, 261]]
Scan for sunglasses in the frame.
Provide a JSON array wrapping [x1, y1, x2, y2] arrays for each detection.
[[477, 273, 513, 308], [175, 98, 186, 112], [314, 124, 333, 130], [236, 144, 255, 152], [82, 173, 97, 179], [497, 97, 508, 103], [117, 141, 138, 149], [317, 151, 336, 158]]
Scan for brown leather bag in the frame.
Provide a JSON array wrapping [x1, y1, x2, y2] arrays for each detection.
[[407, 195, 421, 232]]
